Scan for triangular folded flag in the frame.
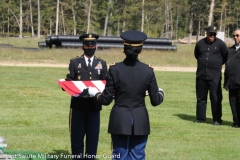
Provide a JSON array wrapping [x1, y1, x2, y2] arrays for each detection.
[[58, 79, 106, 97]]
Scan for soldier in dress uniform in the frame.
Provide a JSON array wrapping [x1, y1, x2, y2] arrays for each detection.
[[87, 30, 164, 160], [65, 33, 107, 159]]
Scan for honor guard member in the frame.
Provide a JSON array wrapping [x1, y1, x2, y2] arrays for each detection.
[[224, 28, 240, 128], [65, 33, 107, 159], [87, 30, 164, 160], [194, 25, 228, 125]]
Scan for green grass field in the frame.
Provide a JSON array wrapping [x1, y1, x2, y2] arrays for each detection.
[[0, 66, 239, 160]]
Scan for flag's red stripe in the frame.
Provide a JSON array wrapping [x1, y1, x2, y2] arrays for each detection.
[[59, 81, 78, 96], [102, 80, 106, 85], [58, 81, 76, 96], [62, 82, 80, 95], [58, 80, 80, 96], [63, 81, 81, 94], [82, 80, 97, 89]]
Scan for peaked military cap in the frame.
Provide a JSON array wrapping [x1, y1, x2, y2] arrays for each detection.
[[206, 25, 217, 33], [120, 30, 147, 46], [79, 33, 99, 46]]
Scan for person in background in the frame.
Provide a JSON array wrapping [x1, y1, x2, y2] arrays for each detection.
[[227, 28, 240, 59], [87, 30, 164, 160], [224, 28, 240, 128], [65, 33, 107, 159], [194, 25, 228, 125]]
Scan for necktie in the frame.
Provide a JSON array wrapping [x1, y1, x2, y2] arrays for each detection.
[[88, 59, 92, 71]]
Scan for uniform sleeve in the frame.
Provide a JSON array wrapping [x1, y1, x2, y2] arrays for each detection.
[[148, 71, 164, 106], [194, 43, 199, 59], [95, 68, 115, 105], [100, 60, 108, 80], [66, 59, 75, 80]]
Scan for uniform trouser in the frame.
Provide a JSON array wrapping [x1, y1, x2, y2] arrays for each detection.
[[196, 78, 223, 122], [69, 109, 100, 160], [111, 134, 148, 160], [229, 88, 240, 126]]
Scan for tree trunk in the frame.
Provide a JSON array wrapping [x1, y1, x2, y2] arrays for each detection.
[[61, 4, 66, 35], [220, 9, 223, 31], [196, 16, 201, 42], [141, 0, 144, 32], [87, 0, 92, 33], [188, 5, 194, 44], [122, 21, 125, 32], [8, 6, 9, 35], [2, 13, 4, 34], [103, 12, 109, 36], [71, 2, 76, 35], [103, 0, 112, 36], [29, 0, 34, 37], [7, 4, 20, 36], [224, 7, 226, 33], [165, 0, 169, 38], [117, 20, 120, 36], [56, 0, 60, 35], [175, 5, 179, 40], [50, 19, 52, 35], [19, 0, 23, 38], [37, 0, 41, 38], [237, 9, 239, 29], [109, 12, 112, 35], [170, 2, 173, 38], [208, 0, 215, 26], [26, 15, 29, 33]]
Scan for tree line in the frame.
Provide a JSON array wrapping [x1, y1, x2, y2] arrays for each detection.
[[0, 0, 239, 43]]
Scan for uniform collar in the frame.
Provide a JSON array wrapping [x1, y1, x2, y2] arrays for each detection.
[[84, 55, 94, 62], [235, 43, 240, 51]]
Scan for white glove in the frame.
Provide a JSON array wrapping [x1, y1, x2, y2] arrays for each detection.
[[88, 87, 99, 97], [159, 88, 165, 96]]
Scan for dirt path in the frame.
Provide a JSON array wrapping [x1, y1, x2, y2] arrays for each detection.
[[0, 61, 196, 72]]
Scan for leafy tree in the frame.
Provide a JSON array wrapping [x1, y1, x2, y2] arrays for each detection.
[[0, 0, 240, 39]]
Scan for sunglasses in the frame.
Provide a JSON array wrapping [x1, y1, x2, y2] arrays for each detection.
[[233, 34, 240, 38], [209, 33, 216, 37]]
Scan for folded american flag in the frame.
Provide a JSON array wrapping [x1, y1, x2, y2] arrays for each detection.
[[58, 79, 106, 97]]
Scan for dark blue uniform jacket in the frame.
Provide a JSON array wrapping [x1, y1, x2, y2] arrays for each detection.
[[66, 54, 107, 111], [95, 58, 164, 135]]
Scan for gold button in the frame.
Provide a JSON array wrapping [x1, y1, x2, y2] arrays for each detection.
[[90, 77, 92, 79]]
